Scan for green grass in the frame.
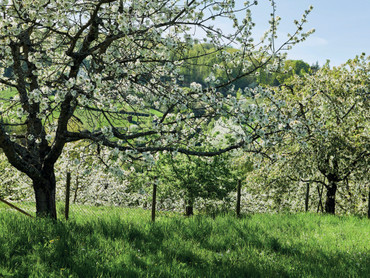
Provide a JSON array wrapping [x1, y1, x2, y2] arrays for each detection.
[[0, 208, 369, 277], [0, 88, 17, 99], [0, 87, 162, 132]]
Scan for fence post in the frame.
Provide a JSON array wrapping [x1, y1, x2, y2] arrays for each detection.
[[317, 184, 324, 213], [73, 175, 79, 204], [305, 182, 310, 212], [367, 185, 370, 219], [236, 179, 241, 217], [151, 176, 157, 222], [65, 172, 71, 220]]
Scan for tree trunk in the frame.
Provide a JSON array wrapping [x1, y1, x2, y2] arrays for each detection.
[[185, 205, 193, 216], [185, 197, 194, 216], [325, 182, 337, 214], [33, 172, 57, 219]]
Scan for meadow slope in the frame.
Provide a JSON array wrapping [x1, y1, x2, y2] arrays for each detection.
[[0, 208, 369, 277]]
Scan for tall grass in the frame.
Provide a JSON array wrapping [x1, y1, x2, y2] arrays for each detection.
[[0, 208, 369, 277]]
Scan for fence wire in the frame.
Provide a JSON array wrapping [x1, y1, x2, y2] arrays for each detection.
[[1, 173, 368, 219]]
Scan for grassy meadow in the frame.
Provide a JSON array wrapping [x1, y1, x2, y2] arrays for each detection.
[[0, 207, 369, 278]]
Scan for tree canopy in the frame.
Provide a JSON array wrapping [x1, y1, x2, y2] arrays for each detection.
[[268, 55, 369, 214], [0, 0, 313, 218]]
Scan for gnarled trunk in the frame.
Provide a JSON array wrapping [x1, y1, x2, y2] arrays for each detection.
[[33, 171, 57, 219], [325, 182, 337, 214]]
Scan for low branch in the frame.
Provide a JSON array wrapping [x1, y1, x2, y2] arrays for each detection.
[[288, 176, 328, 188], [65, 129, 250, 157]]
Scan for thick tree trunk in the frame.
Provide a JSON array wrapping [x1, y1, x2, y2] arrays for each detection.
[[325, 182, 337, 214], [33, 172, 57, 219]]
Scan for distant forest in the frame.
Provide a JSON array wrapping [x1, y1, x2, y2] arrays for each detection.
[[177, 43, 319, 91], [2, 43, 318, 94]]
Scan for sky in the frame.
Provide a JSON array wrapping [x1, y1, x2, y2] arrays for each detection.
[[228, 0, 370, 67]]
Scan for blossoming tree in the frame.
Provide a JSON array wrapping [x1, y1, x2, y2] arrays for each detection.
[[0, 0, 313, 218], [271, 56, 369, 214]]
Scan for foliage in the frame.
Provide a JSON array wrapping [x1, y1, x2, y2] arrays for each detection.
[[158, 153, 237, 214], [265, 55, 370, 214], [0, 153, 32, 200], [179, 44, 257, 92], [275, 59, 311, 84], [255, 59, 311, 86]]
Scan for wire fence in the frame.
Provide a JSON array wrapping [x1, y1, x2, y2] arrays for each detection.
[[2, 171, 368, 220], [0, 173, 247, 221]]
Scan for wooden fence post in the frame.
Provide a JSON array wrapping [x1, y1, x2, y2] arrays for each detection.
[[151, 176, 157, 222], [367, 185, 370, 219], [73, 175, 79, 204], [236, 179, 241, 217], [65, 172, 71, 220], [305, 182, 310, 212]]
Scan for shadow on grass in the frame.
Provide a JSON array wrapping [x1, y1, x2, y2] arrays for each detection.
[[0, 212, 369, 277]]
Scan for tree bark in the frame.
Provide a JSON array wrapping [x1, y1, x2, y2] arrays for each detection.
[[33, 171, 57, 219], [325, 182, 337, 214], [185, 205, 193, 216], [185, 197, 194, 216]]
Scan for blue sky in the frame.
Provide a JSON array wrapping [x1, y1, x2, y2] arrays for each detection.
[[232, 0, 370, 66]]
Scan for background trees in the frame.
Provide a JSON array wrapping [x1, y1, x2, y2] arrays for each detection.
[[156, 153, 236, 216], [268, 55, 369, 214]]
